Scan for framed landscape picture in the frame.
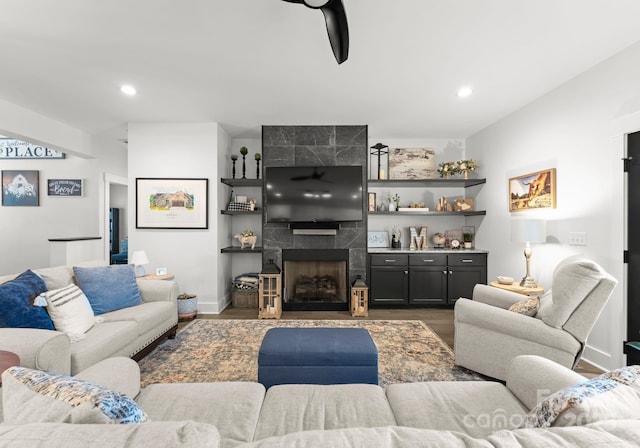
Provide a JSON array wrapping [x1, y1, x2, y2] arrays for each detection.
[[1, 170, 39, 206], [388, 147, 436, 179], [136, 178, 209, 229], [509, 168, 556, 212]]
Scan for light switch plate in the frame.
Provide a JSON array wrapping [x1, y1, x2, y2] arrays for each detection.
[[569, 232, 587, 246]]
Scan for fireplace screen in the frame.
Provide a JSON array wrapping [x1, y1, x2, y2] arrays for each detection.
[[284, 260, 348, 305]]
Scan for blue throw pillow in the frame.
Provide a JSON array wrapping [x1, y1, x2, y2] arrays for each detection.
[[0, 270, 54, 329], [73, 265, 142, 315]]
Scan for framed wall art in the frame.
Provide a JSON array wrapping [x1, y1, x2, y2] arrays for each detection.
[[368, 231, 390, 248], [367, 192, 376, 212], [2, 170, 39, 206], [136, 178, 209, 229], [388, 147, 436, 179], [48, 179, 83, 197], [509, 168, 556, 212]]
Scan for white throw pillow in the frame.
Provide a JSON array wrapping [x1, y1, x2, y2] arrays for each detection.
[[41, 284, 96, 336]]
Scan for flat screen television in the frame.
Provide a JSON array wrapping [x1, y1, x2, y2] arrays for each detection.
[[265, 166, 363, 223]]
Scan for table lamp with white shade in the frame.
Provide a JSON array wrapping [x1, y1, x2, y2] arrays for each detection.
[[130, 250, 149, 277], [511, 219, 547, 288]]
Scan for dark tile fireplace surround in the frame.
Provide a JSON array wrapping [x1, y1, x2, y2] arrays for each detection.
[[261, 125, 368, 311]]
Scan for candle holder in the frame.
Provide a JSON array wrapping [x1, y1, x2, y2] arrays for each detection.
[[240, 147, 249, 179], [255, 153, 261, 179], [370, 143, 389, 180], [230, 155, 238, 179]]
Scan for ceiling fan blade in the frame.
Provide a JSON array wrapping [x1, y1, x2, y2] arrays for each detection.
[[320, 0, 349, 64]]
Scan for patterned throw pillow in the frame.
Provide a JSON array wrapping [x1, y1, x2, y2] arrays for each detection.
[[1, 366, 148, 425], [522, 365, 640, 428], [508, 295, 540, 316], [39, 284, 96, 337]]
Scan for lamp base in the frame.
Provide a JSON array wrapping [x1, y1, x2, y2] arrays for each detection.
[[520, 275, 537, 288], [135, 265, 147, 277]]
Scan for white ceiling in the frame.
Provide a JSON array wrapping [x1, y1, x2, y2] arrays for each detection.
[[2, 0, 640, 141]]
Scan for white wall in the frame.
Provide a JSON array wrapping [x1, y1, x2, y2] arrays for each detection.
[[127, 122, 226, 313], [0, 108, 126, 274], [466, 41, 640, 370]]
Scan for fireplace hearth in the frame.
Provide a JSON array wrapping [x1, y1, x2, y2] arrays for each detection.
[[282, 249, 349, 311]]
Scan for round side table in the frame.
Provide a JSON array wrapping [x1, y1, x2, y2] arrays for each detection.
[[0, 350, 20, 386]]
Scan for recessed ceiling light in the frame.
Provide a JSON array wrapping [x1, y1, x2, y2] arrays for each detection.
[[457, 87, 472, 98], [120, 85, 137, 96]]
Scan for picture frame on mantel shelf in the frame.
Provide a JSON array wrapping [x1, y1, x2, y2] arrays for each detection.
[[368, 231, 390, 248], [136, 177, 209, 229], [388, 147, 436, 179], [509, 168, 556, 212], [367, 192, 376, 212]]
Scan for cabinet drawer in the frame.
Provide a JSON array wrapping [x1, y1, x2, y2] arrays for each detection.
[[447, 254, 487, 267], [370, 254, 408, 266], [409, 254, 447, 266]]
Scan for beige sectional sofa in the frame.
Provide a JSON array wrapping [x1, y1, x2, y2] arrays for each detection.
[[1, 355, 638, 447], [0, 261, 178, 375]]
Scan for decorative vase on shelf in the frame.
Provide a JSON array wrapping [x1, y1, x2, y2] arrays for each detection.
[[462, 170, 469, 180], [389, 202, 396, 212]]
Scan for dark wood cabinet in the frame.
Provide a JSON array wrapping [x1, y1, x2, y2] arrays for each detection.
[[369, 252, 487, 306], [369, 255, 408, 304]]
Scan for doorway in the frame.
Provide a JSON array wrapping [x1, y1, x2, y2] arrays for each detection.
[[626, 130, 640, 365], [102, 173, 128, 264]]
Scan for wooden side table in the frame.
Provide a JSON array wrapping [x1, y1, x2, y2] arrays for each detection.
[[490, 281, 544, 296], [139, 273, 175, 281], [0, 350, 20, 386]]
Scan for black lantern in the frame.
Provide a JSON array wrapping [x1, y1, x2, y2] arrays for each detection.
[[370, 143, 389, 180]]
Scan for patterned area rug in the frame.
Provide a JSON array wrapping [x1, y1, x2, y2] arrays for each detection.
[[138, 319, 482, 388]]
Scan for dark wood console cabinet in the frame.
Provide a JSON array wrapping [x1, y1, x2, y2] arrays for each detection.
[[369, 252, 487, 306]]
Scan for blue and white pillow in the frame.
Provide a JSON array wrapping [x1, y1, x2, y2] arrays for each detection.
[[1, 366, 148, 424], [523, 365, 640, 428], [38, 284, 96, 338]]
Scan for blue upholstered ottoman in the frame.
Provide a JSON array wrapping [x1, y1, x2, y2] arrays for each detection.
[[258, 328, 378, 389]]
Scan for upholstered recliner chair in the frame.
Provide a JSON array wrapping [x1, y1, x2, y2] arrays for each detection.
[[454, 256, 617, 380]]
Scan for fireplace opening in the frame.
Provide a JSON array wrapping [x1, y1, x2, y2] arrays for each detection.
[[282, 249, 349, 311]]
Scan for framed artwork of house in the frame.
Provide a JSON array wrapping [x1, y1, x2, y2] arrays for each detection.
[[136, 177, 209, 229], [1, 170, 39, 206]]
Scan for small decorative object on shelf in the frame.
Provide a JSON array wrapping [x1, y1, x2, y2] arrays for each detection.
[[436, 196, 452, 212], [410, 226, 428, 250], [177, 293, 198, 320], [370, 143, 389, 180], [259, 259, 282, 319], [431, 232, 446, 248], [437, 161, 459, 179], [255, 153, 261, 179], [240, 146, 249, 179], [391, 193, 400, 210], [350, 276, 368, 317], [454, 199, 474, 212], [230, 155, 238, 179], [234, 230, 257, 249], [462, 226, 475, 249], [457, 159, 477, 179], [391, 225, 402, 248]]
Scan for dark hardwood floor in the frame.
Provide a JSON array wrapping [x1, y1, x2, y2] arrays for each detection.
[[185, 306, 602, 377]]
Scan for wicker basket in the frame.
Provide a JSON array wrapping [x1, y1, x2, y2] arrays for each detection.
[[232, 289, 258, 308]]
